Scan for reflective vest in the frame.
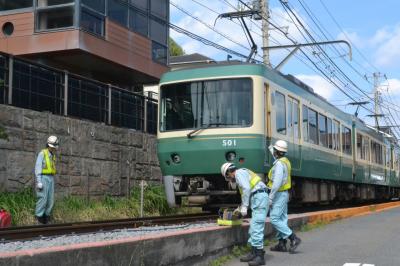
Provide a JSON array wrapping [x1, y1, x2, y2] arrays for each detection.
[[41, 149, 56, 175], [267, 157, 291, 191], [239, 169, 261, 195]]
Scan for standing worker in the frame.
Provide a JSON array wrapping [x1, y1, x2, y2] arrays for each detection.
[[34, 135, 59, 224], [267, 140, 301, 253], [221, 163, 269, 266]]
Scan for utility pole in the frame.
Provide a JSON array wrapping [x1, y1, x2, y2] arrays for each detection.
[[260, 0, 270, 66], [372, 72, 385, 128]]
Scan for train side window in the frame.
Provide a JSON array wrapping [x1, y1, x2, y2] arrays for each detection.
[[302, 105, 308, 142], [288, 97, 300, 140], [333, 120, 340, 151], [363, 136, 370, 161], [288, 98, 293, 137], [308, 108, 318, 144], [342, 126, 352, 155], [357, 133, 362, 160], [275, 91, 286, 135], [318, 114, 328, 148], [327, 118, 332, 149], [293, 100, 300, 139]]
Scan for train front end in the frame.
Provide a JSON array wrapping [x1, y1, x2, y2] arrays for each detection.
[[157, 64, 267, 208]]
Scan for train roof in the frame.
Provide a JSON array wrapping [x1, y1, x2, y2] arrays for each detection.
[[160, 63, 393, 144]]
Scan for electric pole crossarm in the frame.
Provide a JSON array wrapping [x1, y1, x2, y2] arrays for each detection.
[[267, 40, 353, 70]]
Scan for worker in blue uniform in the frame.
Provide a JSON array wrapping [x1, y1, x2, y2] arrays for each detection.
[[34, 135, 59, 224], [221, 162, 269, 266], [268, 140, 301, 253]]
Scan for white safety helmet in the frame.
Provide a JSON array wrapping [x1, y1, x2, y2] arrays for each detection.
[[273, 140, 288, 153], [221, 162, 236, 180], [47, 135, 59, 148]]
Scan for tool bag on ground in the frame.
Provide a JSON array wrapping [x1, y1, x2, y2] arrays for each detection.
[[0, 209, 11, 228]]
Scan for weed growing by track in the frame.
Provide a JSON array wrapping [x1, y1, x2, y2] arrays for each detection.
[[0, 186, 198, 226]]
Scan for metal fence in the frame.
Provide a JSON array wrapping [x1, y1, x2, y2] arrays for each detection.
[[0, 53, 158, 134]]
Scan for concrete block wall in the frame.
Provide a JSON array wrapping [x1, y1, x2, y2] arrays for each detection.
[[0, 104, 161, 198]]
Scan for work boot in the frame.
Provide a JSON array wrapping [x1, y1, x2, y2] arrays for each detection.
[[288, 233, 301, 253], [270, 238, 287, 252], [248, 248, 265, 266], [240, 246, 257, 262], [42, 215, 50, 225], [36, 216, 45, 225]]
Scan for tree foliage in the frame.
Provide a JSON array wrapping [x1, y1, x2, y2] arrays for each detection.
[[169, 37, 185, 56]]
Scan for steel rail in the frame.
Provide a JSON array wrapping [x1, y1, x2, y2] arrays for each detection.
[[0, 213, 218, 242]]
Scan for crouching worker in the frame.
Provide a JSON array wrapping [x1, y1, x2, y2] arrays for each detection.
[[268, 140, 301, 253], [221, 163, 269, 266], [34, 135, 59, 224]]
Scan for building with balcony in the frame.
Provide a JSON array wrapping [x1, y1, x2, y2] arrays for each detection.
[[0, 0, 169, 88]]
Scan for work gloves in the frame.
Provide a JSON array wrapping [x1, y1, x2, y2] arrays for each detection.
[[234, 205, 248, 217], [36, 182, 43, 190]]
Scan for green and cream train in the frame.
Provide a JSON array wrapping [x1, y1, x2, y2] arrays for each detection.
[[157, 63, 400, 208]]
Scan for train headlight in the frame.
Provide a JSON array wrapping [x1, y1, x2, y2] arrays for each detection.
[[171, 153, 181, 164], [225, 151, 236, 161]]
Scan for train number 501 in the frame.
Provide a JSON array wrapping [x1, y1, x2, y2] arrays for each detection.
[[222, 139, 237, 147]]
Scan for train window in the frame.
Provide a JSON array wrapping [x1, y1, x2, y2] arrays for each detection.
[[357, 134, 362, 160], [327, 118, 332, 149], [332, 120, 340, 151], [287, 97, 300, 140], [371, 140, 383, 165], [159, 78, 252, 131], [386, 146, 391, 168], [308, 108, 318, 144], [318, 114, 328, 148], [363, 136, 370, 161], [275, 91, 286, 135], [357, 134, 369, 160], [302, 105, 308, 142], [293, 100, 300, 139], [342, 126, 352, 155]]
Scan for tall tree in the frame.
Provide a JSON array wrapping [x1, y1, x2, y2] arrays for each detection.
[[169, 37, 185, 56]]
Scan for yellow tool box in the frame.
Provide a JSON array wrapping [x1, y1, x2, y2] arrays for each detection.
[[217, 208, 243, 226]]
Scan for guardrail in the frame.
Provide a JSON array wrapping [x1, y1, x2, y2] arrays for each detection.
[[0, 53, 158, 134]]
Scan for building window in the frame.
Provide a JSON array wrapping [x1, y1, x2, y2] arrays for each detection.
[[108, 0, 128, 27], [150, 19, 167, 45], [129, 6, 148, 36], [81, 0, 105, 14], [0, 0, 33, 11], [81, 7, 105, 36], [131, 0, 148, 10], [275, 91, 286, 135], [308, 108, 317, 144], [152, 41, 167, 64], [36, 0, 74, 7], [150, 0, 167, 19], [318, 113, 327, 148], [37, 5, 74, 30]]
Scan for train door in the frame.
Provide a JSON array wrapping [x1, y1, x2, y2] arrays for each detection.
[[288, 97, 301, 171], [264, 83, 272, 169]]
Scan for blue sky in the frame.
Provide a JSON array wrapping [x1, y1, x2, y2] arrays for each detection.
[[170, 0, 400, 137]]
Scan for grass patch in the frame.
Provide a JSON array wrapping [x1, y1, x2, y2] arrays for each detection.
[[300, 220, 330, 232], [0, 185, 198, 226]]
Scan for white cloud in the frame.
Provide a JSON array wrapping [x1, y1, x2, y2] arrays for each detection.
[[373, 24, 400, 67], [386, 78, 400, 95], [336, 30, 364, 48], [295, 74, 335, 100]]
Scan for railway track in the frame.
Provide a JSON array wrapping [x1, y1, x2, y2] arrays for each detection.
[[0, 213, 219, 242]]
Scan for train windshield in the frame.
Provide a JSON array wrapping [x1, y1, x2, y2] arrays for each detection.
[[159, 78, 252, 132]]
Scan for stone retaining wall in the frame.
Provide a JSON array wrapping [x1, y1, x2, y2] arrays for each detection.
[[0, 104, 161, 198]]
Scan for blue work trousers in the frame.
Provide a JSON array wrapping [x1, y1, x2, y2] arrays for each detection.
[[269, 190, 292, 239], [35, 175, 55, 217], [248, 192, 269, 249]]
